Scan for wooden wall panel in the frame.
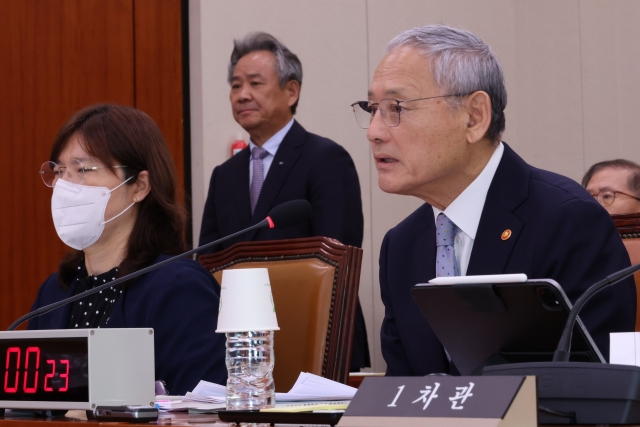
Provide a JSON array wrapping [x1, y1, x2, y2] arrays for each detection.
[[0, 0, 185, 329], [133, 0, 185, 193], [0, 0, 135, 329]]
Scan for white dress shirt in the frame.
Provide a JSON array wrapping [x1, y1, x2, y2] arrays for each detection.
[[432, 142, 504, 276], [248, 119, 295, 187]]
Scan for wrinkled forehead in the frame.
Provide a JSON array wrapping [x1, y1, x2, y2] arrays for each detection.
[[232, 50, 278, 80], [369, 46, 438, 101], [588, 167, 633, 191]]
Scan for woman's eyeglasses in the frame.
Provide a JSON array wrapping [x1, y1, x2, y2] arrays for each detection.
[[39, 160, 128, 187]]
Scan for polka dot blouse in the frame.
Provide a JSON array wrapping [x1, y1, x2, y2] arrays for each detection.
[[68, 261, 122, 329]]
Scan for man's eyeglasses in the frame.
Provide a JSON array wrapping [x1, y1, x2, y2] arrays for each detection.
[[591, 190, 640, 207], [39, 160, 128, 187], [350, 94, 466, 129]]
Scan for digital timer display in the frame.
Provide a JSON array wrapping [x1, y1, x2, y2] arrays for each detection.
[[0, 338, 88, 402]]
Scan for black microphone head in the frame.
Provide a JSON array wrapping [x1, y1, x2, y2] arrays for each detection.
[[265, 200, 312, 229]]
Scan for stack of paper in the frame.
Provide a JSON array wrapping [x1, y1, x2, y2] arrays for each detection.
[[155, 372, 357, 413], [264, 400, 350, 412], [187, 380, 226, 402], [275, 372, 357, 401], [155, 381, 227, 413], [155, 400, 226, 413], [154, 395, 182, 412]]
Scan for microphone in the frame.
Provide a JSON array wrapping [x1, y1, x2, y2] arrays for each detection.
[[8, 199, 312, 331], [553, 262, 640, 361], [265, 199, 313, 230], [483, 262, 640, 424]]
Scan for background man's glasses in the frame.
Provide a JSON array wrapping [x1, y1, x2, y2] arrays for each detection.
[[39, 159, 127, 187], [350, 94, 464, 129], [592, 190, 640, 207]]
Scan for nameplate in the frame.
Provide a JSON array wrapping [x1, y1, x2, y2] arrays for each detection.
[[338, 375, 536, 427]]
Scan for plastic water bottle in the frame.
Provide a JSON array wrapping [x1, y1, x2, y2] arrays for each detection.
[[225, 330, 275, 409]]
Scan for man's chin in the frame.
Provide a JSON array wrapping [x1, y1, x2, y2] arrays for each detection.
[[234, 118, 260, 131], [378, 177, 423, 199], [377, 178, 404, 195]]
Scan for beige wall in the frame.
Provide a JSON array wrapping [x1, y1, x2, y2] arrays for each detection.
[[189, 0, 640, 372]]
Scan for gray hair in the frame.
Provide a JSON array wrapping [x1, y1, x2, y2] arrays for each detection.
[[228, 32, 303, 114], [582, 159, 640, 196], [386, 25, 506, 142]]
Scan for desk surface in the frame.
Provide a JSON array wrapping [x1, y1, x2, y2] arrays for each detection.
[[0, 411, 226, 427], [0, 410, 636, 427]]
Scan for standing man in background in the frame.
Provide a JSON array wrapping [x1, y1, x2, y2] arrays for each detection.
[[356, 24, 635, 375], [199, 32, 369, 370], [583, 159, 640, 215]]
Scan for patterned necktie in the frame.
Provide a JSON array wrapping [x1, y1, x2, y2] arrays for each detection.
[[435, 213, 460, 277], [250, 146, 268, 214]]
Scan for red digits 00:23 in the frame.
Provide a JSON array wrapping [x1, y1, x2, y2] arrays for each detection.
[[3, 347, 69, 393]]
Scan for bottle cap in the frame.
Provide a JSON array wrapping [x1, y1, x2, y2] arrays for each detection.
[[215, 268, 280, 332]]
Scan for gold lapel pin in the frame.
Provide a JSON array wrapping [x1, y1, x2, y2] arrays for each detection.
[[501, 229, 512, 240]]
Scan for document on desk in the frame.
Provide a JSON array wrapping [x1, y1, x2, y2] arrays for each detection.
[[188, 381, 226, 402], [156, 396, 187, 412], [262, 400, 350, 412], [155, 382, 226, 412], [155, 399, 226, 413], [161, 372, 357, 413], [275, 372, 357, 401]]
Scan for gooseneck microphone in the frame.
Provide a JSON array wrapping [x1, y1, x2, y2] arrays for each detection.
[[553, 262, 640, 362], [263, 199, 312, 230], [484, 261, 640, 424], [7, 199, 312, 331]]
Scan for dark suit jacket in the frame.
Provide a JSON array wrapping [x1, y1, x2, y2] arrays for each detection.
[[380, 143, 636, 376], [28, 256, 227, 395], [199, 120, 369, 369], [199, 120, 363, 250]]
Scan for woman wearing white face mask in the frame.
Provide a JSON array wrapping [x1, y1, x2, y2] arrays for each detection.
[[28, 104, 226, 394]]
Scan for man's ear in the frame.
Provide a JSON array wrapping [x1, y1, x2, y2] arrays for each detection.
[[464, 91, 492, 144], [285, 80, 301, 108], [132, 171, 151, 203]]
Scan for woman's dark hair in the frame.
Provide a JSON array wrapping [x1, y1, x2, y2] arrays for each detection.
[[51, 104, 186, 288]]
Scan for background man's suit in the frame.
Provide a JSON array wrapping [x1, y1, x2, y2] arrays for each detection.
[[380, 143, 636, 375], [199, 120, 369, 369]]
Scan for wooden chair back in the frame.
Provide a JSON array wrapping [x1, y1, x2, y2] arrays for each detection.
[[199, 237, 362, 391], [612, 212, 640, 331]]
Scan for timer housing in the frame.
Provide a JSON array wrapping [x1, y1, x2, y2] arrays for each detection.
[[0, 329, 155, 410]]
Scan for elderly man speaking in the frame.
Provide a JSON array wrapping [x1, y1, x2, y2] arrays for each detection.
[[352, 25, 635, 375]]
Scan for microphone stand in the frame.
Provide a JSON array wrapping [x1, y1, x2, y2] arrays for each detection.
[[7, 219, 270, 331], [484, 262, 640, 424], [553, 262, 640, 362]]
